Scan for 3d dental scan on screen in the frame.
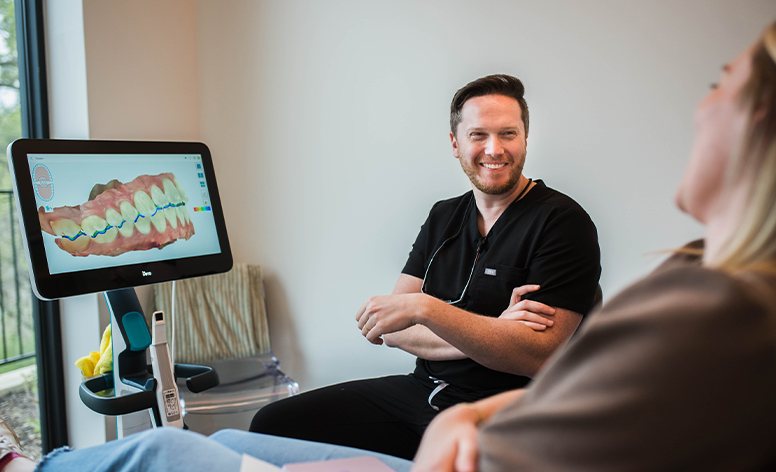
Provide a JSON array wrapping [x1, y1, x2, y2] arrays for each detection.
[[7, 139, 232, 300], [6, 139, 233, 436]]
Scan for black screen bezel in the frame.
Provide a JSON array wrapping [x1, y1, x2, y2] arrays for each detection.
[[7, 138, 233, 300]]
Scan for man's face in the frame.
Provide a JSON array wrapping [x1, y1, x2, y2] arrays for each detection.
[[450, 94, 527, 196]]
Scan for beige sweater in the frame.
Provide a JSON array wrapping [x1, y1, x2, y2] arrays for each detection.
[[479, 252, 776, 471]]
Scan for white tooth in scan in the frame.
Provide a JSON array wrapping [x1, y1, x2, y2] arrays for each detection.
[[118, 201, 137, 237], [150, 184, 169, 207], [163, 178, 182, 202], [150, 209, 167, 233], [133, 190, 155, 214], [105, 208, 130, 238], [166, 207, 178, 228], [176, 206, 187, 225], [50, 218, 82, 239], [81, 215, 117, 244], [135, 214, 152, 235], [132, 191, 154, 235], [147, 186, 168, 232], [50, 219, 90, 252], [162, 180, 182, 228], [151, 184, 177, 227]]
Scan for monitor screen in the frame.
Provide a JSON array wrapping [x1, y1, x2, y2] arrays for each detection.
[[7, 139, 232, 300]]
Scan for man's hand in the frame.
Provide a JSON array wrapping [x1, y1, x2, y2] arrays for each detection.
[[499, 284, 556, 331], [412, 403, 481, 472], [356, 293, 428, 345]]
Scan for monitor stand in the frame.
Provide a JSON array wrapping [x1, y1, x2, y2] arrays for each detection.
[[79, 287, 218, 438]]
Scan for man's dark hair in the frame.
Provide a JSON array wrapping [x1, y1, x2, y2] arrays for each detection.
[[449, 74, 529, 137]]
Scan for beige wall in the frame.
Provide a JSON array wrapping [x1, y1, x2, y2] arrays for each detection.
[[45, 0, 201, 447], [82, 0, 200, 141], [47, 0, 774, 409]]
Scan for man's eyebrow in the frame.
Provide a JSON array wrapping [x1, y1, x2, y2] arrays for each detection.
[[466, 125, 520, 131]]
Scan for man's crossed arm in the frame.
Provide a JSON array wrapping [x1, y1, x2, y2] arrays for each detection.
[[355, 274, 582, 378]]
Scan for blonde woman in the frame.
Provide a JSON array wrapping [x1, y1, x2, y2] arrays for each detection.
[[2, 20, 775, 472]]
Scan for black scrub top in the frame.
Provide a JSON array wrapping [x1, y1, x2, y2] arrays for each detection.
[[402, 180, 601, 392]]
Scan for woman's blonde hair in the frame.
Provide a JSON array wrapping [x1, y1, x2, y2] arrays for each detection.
[[709, 21, 776, 273]]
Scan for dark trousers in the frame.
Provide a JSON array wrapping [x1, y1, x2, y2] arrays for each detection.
[[249, 373, 482, 460]]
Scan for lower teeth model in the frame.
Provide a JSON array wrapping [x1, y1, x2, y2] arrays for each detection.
[[38, 173, 195, 257]]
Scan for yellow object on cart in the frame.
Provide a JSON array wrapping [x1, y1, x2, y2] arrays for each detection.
[[74, 324, 113, 377]]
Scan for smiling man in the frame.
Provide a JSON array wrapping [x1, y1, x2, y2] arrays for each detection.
[[250, 74, 601, 460]]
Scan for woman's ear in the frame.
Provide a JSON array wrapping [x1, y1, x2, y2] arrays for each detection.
[[751, 104, 769, 123]]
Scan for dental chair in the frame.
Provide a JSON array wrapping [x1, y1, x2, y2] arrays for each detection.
[[153, 263, 299, 435]]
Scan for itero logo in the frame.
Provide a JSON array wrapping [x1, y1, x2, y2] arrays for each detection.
[[142, 271, 153, 277]]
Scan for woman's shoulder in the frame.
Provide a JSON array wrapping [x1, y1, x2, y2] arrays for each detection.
[[595, 262, 776, 333], [484, 260, 776, 472]]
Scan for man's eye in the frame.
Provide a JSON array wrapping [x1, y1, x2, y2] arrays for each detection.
[[710, 82, 718, 90], [501, 131, 517, 138], [470, 132, 486, 140]]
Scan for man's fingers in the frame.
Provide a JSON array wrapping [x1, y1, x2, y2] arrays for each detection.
[[368, 333, 384, 345], [356, 301, 366, 322], [517, 320, 548, 331], [510, 284, 541, 305], [357, 297, 378, 329], [361, 314, 376, 336], [366, 325, 384, 344], [513, 299, 556, 315], [501, 310, 553, 326]]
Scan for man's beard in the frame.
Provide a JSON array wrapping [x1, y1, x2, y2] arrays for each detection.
[[461, 159, 524, 195]]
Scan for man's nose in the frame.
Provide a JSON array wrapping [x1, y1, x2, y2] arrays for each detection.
[[485, 135, 503, 156]]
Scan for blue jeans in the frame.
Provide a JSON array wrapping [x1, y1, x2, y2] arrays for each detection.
[[37, 428, 414, 472]]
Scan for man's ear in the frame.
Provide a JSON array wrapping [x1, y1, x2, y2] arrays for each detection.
[[450, 131, 460, 158]]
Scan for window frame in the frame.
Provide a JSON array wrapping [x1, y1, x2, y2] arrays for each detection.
[[15, 0, 69, 452]]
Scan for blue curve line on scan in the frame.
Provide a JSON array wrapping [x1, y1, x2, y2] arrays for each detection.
[[60, 202, 186, 241]]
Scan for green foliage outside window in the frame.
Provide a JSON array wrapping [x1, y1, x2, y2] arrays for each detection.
[[0, 0, 33, 365], [0, 0, 20, 188]]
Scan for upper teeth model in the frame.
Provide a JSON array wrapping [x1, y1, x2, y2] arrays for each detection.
[[37, 173, 195, 257]]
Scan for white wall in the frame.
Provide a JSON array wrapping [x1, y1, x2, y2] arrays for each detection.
[[196, 0, 773, 388], [48, 1, 774, 400]]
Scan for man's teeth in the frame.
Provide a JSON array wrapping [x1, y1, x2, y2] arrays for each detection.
[[482, 162, 507, 169]]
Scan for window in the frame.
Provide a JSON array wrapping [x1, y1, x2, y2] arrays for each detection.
[[0, 0, 40, 459]]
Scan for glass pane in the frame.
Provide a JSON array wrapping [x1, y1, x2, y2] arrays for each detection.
[[0, 0, 40, 460]]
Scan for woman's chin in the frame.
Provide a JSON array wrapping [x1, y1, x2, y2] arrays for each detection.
[[675, 189, 707, 224]]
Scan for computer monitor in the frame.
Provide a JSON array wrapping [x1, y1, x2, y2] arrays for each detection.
[[6, 139, 233, 300]]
